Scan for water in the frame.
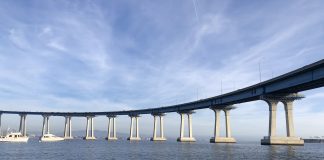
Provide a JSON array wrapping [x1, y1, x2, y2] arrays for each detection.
[[0, 138, 324, 160]]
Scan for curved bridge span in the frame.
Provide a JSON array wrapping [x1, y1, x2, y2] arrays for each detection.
[[0, 59, 323, 145], [1, 59, 323, 116]]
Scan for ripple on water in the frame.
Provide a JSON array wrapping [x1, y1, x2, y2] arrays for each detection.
[[0, 139, 323, 160]]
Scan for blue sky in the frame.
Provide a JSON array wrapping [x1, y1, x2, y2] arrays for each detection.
[[0, 0, 324, 139]]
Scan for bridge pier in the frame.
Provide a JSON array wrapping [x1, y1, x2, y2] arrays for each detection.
[[84, 116, 96, 140], [177, 111, 196, 142], [260, 93, 304, 145], [64, 116, 73, 139], [151, 113, 166, 141], [19, 114, 27, 137], [106, 115, 117, 140], [42, 115, 50, 136], [127, 115, 141, 141], [210, 106, 236, 143]]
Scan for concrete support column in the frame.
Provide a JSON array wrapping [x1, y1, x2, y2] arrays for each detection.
[[129, 117, 134, 138], [23, 115, 27, 137], [127, 115, 141, 141], [69, 117, 72, 138], [210, 106, 236, 143], [283, 101, 295, 137], [153, 116, 157, 139], [224, 110, 232, 138], [213, 109, 221, 138], [84, 116, 96, 140], [267, 100, 278, 137], [46, 116, 50, 134], [260, 93, 304, 145], [106, 116, 117, 140], [136, 117, 139, 138], [85, 117, 89, 138], [177, 111, 196, 142], [160, 116, 164, 138], [64, 117, 68, 137], [42, 116, 47, 136], [188, 114, 193, 138], [113, 117, 116, 138], [180, 113, 184, 138], [19, 115, 23, 133], [91, 117, 94, 137], [107, 117, 111, 138]]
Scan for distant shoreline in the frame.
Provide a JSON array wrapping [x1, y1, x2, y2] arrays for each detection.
[[304, 139, 324, 143]]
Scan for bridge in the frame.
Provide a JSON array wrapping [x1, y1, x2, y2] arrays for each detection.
[[0, 59, 323, 144]]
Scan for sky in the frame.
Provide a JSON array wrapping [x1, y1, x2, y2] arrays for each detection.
[[0, 0, 323, 140]]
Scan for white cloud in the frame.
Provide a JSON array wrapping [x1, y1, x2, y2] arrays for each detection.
[[47, 40, 67, 51], [8, 28, 30, 50]]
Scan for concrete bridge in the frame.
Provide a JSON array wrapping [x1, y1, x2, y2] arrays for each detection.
[[0, 59, 323, 145]]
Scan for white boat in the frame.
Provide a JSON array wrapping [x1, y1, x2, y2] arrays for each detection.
[[40, 134, 64, 142], [0, 132, 29, 142]]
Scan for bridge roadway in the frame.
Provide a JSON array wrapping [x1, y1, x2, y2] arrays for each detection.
[[1, 59, 324, 117]]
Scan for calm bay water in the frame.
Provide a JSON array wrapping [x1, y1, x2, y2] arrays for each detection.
[[0, 138, 323, 160]]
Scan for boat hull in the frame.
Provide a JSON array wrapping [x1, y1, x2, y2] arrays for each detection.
[[0, 137, 29, 143], [40, 137, 65, 142]]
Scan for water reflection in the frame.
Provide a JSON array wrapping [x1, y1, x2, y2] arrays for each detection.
[[210, 143, 234, 159], [268, 145, 296, 159], [286, 146, 296, 158]]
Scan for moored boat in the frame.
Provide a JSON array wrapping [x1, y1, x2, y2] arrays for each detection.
[[0, 132, 29, 142], [40, 134, 64, 142]]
